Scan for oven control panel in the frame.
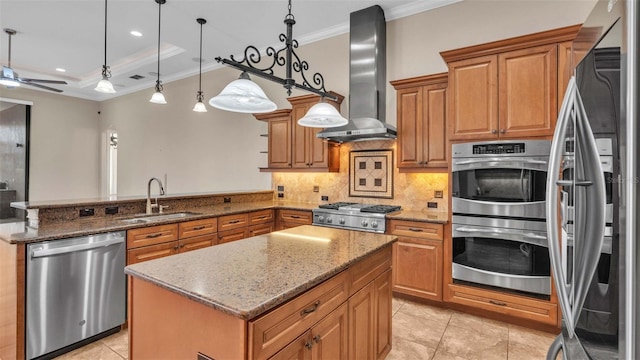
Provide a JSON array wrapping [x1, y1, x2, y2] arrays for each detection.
[[472, 142, 525, 154]]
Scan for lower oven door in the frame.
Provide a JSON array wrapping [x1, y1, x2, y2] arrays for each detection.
[[452, 221, 551, 296]]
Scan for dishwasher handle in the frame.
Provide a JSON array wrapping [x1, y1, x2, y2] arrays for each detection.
[[31, 236, 125, 258]]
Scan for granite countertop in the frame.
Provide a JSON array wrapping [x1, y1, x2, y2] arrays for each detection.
[[0, 200, 317, 244], [124, 225, 397, 320]]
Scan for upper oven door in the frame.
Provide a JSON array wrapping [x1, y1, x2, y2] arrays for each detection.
[[452, 155, 549, 219]]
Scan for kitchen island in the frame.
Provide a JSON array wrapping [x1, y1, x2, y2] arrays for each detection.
[[125, 225, 397, 359]]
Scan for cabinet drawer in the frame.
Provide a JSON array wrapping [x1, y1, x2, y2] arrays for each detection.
[[218, 213, 249, 231], [127, 241, 177, 264], [178, 233, 216, 253], [218, 228, 250, 244], [249, 209, 274, 225], [249, 223, 274, 237], [249, 271, 349, 360], [127, 224, 179, 249], [349, 246, 392, 296], [178, 218, 217, 239], [387, 220, 443, 241], [447, 283, 557, 326], [278, 210, 312, 225]]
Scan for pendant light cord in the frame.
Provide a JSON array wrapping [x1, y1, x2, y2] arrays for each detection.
[[103, 0, 107, 66], [157, 0, 162, 86], [198, 20, 203, 92]]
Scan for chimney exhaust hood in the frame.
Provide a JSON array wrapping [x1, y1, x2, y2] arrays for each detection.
[[316, 5, 396, 142]]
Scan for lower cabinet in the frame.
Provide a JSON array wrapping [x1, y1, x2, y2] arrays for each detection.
[[387, 220, 444, 302], [218, 209, 275, 243], [277, 209, 313, 230]]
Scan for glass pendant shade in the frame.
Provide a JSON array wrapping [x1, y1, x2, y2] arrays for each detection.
[[209, 73, 277, 113], [95, 76, 116, 93], [193, 100, 207, 112], [0, 78, 20, 87], [150, 90, 167, 104], [298, 102, 348, 128]]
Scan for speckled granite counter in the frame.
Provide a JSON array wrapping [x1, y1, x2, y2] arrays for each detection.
[[0, 200, 316, 244], [386, 208, 449, 223], [125, 225, 397, 320]]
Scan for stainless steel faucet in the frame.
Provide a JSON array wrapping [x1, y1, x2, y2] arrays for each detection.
[[146, 177, 165, 214]]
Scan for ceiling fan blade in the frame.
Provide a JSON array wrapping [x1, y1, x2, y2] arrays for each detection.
[[19, 80, 64, 93], [18, 78, 67, 85]]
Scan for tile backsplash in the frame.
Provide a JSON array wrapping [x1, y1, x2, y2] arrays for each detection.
[[272, 140, 449, 211]]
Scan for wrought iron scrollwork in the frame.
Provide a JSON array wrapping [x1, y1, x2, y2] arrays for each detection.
[[214, 0, 336, 101]]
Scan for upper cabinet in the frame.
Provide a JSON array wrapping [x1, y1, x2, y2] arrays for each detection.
[[254, 93, 343, 172], [441, 24, 581, 141], [391, 73, 448, 170]]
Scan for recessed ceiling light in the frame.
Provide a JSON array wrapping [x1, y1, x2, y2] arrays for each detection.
[[56, 68, 66, 72], [130, 30, 142, 37]]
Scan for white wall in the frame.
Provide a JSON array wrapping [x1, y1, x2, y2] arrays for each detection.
[[0, 88, 101, 201]]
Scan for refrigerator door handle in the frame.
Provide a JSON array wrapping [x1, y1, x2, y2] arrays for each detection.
[[547, 76, 578, 337]]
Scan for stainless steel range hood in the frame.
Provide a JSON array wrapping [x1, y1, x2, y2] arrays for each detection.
[[316, 5, 396, 142]]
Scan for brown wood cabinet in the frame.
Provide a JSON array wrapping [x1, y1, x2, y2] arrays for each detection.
[[127, 218, 218, 264], [441, 24, 581, 141], [254, 93, 343, 172], [391, 73, 448, 170], [277, 209, 313, 230], [218, 210, 275, 243], [388, 220, 443, 302]]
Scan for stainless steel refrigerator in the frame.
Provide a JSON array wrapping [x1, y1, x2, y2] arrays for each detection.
[[546, 0, 638, 359]]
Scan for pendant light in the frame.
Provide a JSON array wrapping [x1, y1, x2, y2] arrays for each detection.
[[150, 0, 167, 104], [95, 0, 116, 93], [192, 18, 207, 112], [209, 72, 277, 113], [298, 98, 348, 128]]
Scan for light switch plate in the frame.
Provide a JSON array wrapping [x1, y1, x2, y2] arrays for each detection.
[[434, 190, 443, 198]]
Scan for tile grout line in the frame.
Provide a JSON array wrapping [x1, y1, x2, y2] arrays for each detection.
[[429, 310, 454, 360]]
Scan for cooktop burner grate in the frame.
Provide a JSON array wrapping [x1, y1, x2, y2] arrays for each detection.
[[360, 205, 402, 214], [318, 202, 357, 210]]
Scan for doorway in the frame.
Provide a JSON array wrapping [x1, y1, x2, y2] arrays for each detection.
[[0, 99, 30, 222]]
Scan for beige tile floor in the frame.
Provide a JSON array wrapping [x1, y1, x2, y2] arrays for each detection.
[[54, 297, 558, 360]]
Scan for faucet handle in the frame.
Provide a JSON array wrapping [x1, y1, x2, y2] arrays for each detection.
[[159, 205, 170, 214]]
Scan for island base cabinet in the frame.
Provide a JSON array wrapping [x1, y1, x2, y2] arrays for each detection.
[[128, 277, 247, 359], [348, 268, 392, 360]]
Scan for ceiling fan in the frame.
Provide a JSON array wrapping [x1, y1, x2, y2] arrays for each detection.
[[0, 28, 67, 93]]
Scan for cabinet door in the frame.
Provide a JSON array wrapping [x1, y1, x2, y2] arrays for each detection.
[[178, 234, 216, 253], [270, 331, 312, 360], [423, 84, 447, 168], [448, 55, 498, 140], [498, 44, 557, 138], [392, 237, 443, 301], [374, 269, 392, 360], [218, 228, 250, 244], [269, 117, 292, 169], [249, 223, 274, 237], [396, 87, 423, 168], [218, 213, 249, 232], [127, 242, 177, 265], [127, 224, 178, 249], [348, 282, 375, 360], [311, 303, 348, 360], [292, 104, 311, 168]]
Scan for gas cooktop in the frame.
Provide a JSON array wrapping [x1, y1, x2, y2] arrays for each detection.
[[313, 202, 402, 233]]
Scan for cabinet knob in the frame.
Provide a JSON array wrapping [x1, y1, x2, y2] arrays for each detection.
[[491, 129, 497, 134], [173, 245, 179, 250], [500, 129, 506, 134], [313, 335, 321, 343], [305, 341, 313, 350]]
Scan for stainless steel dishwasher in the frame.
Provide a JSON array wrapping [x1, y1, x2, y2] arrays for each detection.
[[26, 231, 126, 359]]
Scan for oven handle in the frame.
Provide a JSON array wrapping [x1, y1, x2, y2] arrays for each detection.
[[452, 158, 549, 172], [453, 226, 547, 248], [454, 159, 547, 165]]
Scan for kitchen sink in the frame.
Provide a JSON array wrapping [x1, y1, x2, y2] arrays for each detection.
[[120, 211, 202, 224]]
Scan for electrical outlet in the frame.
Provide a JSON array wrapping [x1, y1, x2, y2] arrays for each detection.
[[434, 190, 444, 198], [313, 185, 319, 192], [105, 206, 119, 215], [223, 197, 231, 203], [277, 185, 284, 191], [278, 193, 284, 198], [427, 202, 438, 209], [79, 208, 95, 217], [321, 195, 329, 201]]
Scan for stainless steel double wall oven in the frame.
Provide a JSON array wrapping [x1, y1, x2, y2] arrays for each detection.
[[451, 139, 552, 297]]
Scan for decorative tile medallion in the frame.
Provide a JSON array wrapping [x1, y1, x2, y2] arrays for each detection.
[[349, 149, 393, 198]]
